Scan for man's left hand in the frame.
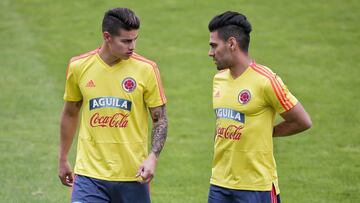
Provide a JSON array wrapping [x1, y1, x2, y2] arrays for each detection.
[[136, 152, 157, 183]]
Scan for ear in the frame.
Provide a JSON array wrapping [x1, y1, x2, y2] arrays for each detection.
[[227, 37, 238, 52], [103, 31, 111, 42]]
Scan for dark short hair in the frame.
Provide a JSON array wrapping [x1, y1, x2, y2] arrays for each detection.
[[208, 11, 252, 52], [102, 8, 140, 35]]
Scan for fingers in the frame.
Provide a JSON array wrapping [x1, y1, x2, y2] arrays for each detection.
[[141, 174, 153, 183], [58, 172, 74, 187], [138, 169, 154, 183], [59, 175, 71, 187], [136, 158, 156, 183], [67, 172, 74, 186], [136, 165, 144, 178]]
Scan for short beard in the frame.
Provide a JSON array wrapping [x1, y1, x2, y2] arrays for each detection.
[[216, 61, 231, 71], [216, 65, 226, 70]]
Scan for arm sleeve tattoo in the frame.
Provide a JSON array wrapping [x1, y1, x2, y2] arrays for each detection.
[[149, 105, 168, 158]]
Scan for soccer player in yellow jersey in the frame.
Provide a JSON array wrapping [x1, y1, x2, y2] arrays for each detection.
[[207, 11, 312, 203], [58, 8, 168, 203]]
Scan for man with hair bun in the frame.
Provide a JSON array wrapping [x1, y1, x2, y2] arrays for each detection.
[[58, 7, 168, 203], [207, 11, 312, 203]]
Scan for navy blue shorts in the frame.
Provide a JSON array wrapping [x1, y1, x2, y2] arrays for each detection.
[[208, 184, 281, 203], [71, 174, 150, 203]]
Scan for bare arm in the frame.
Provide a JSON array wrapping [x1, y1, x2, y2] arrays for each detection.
[[136, 104, 168, 183], [58, 101, 82, 187], [273, 102, 312, 137], [149, 104, 168, 158]]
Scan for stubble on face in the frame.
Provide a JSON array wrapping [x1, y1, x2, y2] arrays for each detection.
[[209, 31, 232, 71]]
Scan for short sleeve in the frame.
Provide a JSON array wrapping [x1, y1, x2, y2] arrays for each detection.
[[264, 75, 298, 113], [144, 65, 167, 108], [63, 61, 82, 101]]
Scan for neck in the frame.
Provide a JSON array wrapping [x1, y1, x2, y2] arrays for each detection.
[[229, 54, 252, 79], [98, 43, 121, 67]]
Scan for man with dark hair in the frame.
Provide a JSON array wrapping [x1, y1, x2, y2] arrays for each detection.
[[208, 11, 312, 203], [58, 8, 168, 203]]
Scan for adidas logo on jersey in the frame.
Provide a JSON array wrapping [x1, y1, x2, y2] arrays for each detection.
[[86, 80, 96, 87]]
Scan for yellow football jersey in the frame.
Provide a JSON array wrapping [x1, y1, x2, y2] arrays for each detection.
[[211, 61, 298, 194], [64, 48, 166, 181]]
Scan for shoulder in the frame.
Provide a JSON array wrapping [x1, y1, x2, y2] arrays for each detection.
[[250, 62, 279, 83], [130, 53, 157, 70], [65, 48, 99, 77], [248, 62, 284, 94], [249, 62, 277, 80], [68, 48, 99, 68], [249, 62, 289, 95]]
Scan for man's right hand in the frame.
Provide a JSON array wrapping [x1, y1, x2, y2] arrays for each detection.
[[58, 160, 74, 187]]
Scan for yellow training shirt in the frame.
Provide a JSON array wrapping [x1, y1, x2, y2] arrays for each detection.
[[211, 61, 298, 194], [64, 49, 167, 181]]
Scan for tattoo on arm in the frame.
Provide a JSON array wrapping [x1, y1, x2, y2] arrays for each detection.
[[149, 105, 168, 158]]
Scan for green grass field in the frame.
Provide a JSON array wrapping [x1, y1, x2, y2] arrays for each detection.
[[1, 0, 359, 202]]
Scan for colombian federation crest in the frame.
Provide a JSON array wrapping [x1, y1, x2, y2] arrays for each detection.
[[238, 89, 251, 104], [122, 77, 137, 93]]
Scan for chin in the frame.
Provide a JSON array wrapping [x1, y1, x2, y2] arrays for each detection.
[[111, 52, 129, 60], [216, 66, 227, 71], [117, 54, 131, 60]]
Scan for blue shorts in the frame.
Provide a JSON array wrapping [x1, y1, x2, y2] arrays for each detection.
[[208, 184, 281, 203], [71, 174, 150, 203]]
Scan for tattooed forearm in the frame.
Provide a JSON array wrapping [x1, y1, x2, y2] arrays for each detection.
[[149, 105, 168, 158]]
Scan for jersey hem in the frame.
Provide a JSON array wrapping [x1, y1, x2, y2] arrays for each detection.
[[210, 180, 276, 192], [74, 170, 141, 182]]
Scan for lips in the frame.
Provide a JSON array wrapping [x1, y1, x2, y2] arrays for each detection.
[[125, 52, 133, 56]]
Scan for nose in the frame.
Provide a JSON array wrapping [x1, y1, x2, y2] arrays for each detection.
[[208, 49, 214, 57], [129, 41, 136, 51]]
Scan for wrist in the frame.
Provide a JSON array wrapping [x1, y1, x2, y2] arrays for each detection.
[[58, 155, 68, 163], [149, 152, 158, 161]]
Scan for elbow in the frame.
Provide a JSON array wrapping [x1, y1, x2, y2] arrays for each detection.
[[304, 120, 312, 130], [302, 116, 312, 131]]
